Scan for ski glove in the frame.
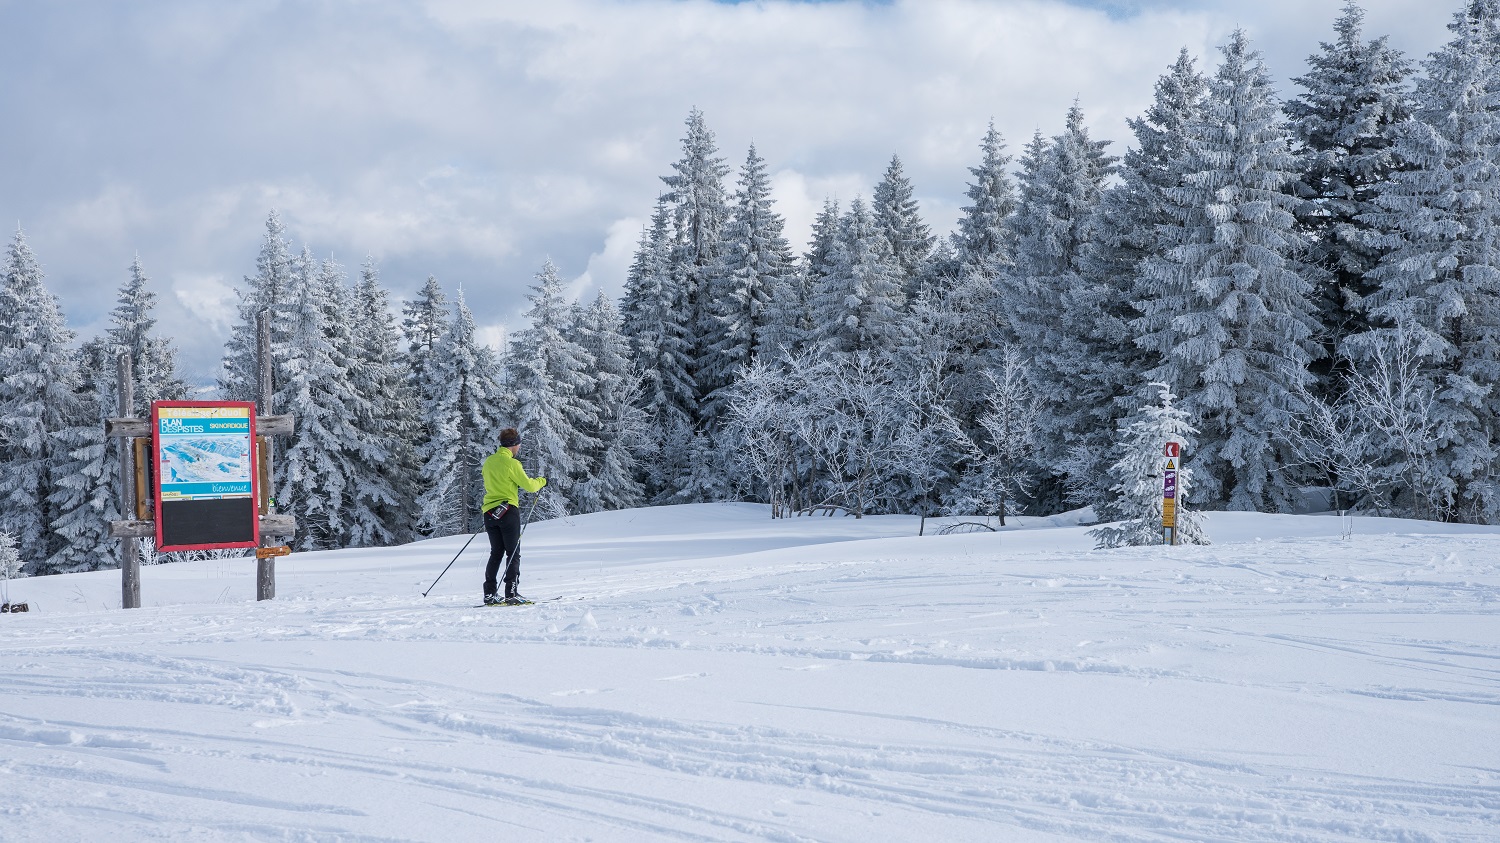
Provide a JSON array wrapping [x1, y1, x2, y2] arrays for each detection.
[[538, 477, 547, 489]]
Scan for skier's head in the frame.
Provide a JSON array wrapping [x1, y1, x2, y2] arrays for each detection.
[[499, 428, 521, 449]]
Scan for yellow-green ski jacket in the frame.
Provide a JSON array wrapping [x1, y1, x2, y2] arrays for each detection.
[[482, 448, 546, 512]]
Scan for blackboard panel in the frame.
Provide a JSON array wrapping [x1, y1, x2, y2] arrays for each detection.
[[160, 498, 257, 549]]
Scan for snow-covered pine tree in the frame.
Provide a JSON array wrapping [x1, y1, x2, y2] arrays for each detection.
[[571, 291, 647, 512], [619, 199, 695, 498], [1349, 0, 1500, 521], [0, 230, 81, 572], [348, 258, 416, 544], [414, 286, 507, 531], [1287, 1, 1413, 384], [49, 256, 190, 573], [872, 154, 935, 299], [44, 338, 119, 573], [759, 198, 841, 363], [1080, 51, 1206, 513], [1135, 30, 1321, 512], [661, 109, 731, 415], [274, 255, 371, 551], [1090, 383, 1208, 548], [221, 211, 294, 403], [111, 255, 189, 407], [952, 121, 1019, 282], [416, 288, 508, 536], [1001, 105, 1118, 511], [810, 197, 906, 356], [506, 261, 598, 517], [699, 144, 795, 427], [1075, 51, 1208, 509]]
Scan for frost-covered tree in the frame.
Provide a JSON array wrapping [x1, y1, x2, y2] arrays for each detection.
[[1287, 1, 1413, 380], [661, 108, 731, 408], [948, 349, 1042, 526], [416, 288, 508, 536], [109, 256, 188, 407], [1002, 104, 1117, 507], [1135, 31, 1320, 512], [810, 197, 906, 356], [1348, 0, 1500, 522], [274, 255, 371, 551], [952, 122, 1019, 281], [0, 531, 21, 597], [1075, 50, 1207, 508], [571, 292, 647, 513], [700, 144, 795, 425], [45, 339, 119, 573], [221, 211, 294, 403], [0, 230, 81, 572], [506, 262, 598, 517], [1091, 383, 1208, 548], [348, 258, 416, 544], [872, 154, 935, 297], [50, 256, 188, 573], [620, 199, 696, 497]]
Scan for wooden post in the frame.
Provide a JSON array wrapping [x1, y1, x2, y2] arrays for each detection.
[[257, 309, 276, 601], [117, 352, 141, 609]]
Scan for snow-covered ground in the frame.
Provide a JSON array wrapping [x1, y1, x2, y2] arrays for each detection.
[[1, 503, 1497, 842]]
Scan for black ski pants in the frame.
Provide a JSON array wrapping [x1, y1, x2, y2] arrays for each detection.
[[483, 503, 521, 597]]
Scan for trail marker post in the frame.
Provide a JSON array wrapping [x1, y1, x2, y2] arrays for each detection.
[[1162, 441, 1180, 546]]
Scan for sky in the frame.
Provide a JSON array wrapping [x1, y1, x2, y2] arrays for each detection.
[[0, 0, 1458, 386]]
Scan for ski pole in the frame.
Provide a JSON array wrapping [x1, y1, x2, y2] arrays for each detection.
[[422, 531, 480, 597]]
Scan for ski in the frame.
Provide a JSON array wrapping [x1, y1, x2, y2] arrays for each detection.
[[471, 596, 566, 608]]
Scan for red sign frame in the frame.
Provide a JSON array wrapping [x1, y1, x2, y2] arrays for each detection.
[[151, 401, 261, 552]]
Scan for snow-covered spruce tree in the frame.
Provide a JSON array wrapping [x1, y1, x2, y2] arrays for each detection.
[[50, 256, 189, 573], [1347, 0, 1500, 522], [416, 288, 508, 536], [109, 255, 189, 407], [506, 262, 598, 518], [1287, 1, 1413, 384], [221, 211, 294, 403], [1002, 104, 1117, 510], [872, 153, 935, 299], [952, 121, 1020, 282], [1091, 383, 1207, 548], [661, 108, 731, 413], [759, 198, 841, 363], [0, 229, 81, 572], [570, 292, 647, 513], [401, 274, 452, 500], [619, 198, 695, 499], [699, 144, 795, 427], [345, 258, 413, 545], [1134, 30, 1320, 512], [274, 255, 370, 551], [1075, 50, 1207, 511], [45, 339, 119, 573], [810, 197, 906, 356]]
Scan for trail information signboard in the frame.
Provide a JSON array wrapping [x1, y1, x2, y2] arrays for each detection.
[[152, 402, 260, 552]]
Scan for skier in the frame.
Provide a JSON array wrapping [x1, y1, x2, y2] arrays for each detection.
[[481, 427, 547, 605]]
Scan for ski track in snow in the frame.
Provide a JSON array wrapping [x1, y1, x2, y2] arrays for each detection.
[[1, 505, 1497, 841]]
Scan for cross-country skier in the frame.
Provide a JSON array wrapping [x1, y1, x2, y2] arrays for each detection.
[[481, 427, 547, 605]]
